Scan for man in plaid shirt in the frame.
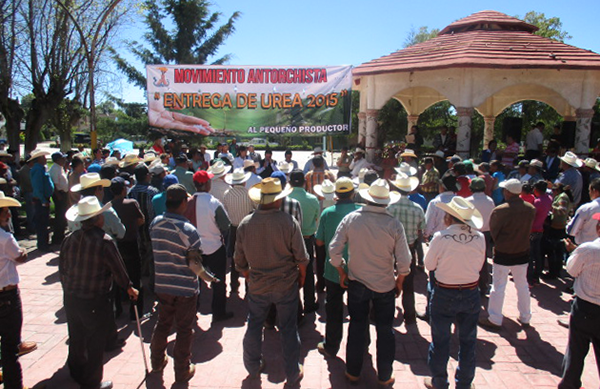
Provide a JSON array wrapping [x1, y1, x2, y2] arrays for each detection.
[[388, 173, 425, 325], [305, 156, 335, 197]]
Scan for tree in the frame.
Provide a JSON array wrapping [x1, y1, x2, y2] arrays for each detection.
[[112, 0, 241, 89], [404, 26, 440, 48], [520, 11, 571, 42]]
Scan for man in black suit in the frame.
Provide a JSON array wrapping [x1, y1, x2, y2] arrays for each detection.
[[543, 147, 561, 181]]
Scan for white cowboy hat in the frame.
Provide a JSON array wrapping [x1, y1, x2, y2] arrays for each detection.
[[0, 192, 21, 208], [278, 162, 293, 174], [104, 157, 120, 166], [559, 151, 583, 168], [583, 158, 600, 171], [119, 153, 141, 168], [143, 151, 158, 164], [248, 177, 293, 204], [243, 159, 259, 169], [66, 196, 112, 222], [70, 173, 111, 192], [392, 172, 420, 192], [358, 179, 401, 205], [355, 147, 365, 155], [0, 151, 13, 157], [529, 159, 544, 168], [352, 168, 370, 186], [225, 168, 251, 185], [312, 147, 324, 155], [434, 150, 445, 159], [400, 149, 417, 158], [28, 149, 50, 162], [436, 197, 483, 229], [394, 162, 417, 177], [208, 160, 231, 178], [313, 179, 335, 199]]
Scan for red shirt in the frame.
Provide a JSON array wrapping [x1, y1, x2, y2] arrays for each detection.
[[520, 193, 535, 205], [456, 176, 472, 198], [152, 144, 165, 154]]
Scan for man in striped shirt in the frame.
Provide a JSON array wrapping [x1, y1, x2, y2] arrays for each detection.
[[149, 184, 201, 383]]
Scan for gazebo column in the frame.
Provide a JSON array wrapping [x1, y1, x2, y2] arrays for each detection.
[[358, 112, 367, 146], [575, 108, 594, 156], [456, 107, 474, 159], [366, 109, 379, 162], [483, 116, 495, 150], [407, 114, 419, 130]]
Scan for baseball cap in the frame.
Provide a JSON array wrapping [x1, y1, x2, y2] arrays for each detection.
[[163, 174, 179, 188], [51, 152, 66, 162], [469, 177, 486, 191], [335, 177, 354, 193], [149, 163, 167, 175], [193, 170, 214, 184], [271, 171, 287, 188], [175, 154, 189, 164], [166, 184, 188, 203], [499, 178, 523, 194], [289, 169, 305, 186], [87, 163, 102, 173], [110, 177, 129, 195]]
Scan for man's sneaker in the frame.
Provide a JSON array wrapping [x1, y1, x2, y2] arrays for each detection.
[[378, 372, 395, 386], [345, 371, 360, 383], [99, 381, 113, 389], [425, 377, 475, 388], [284, 364, 303, 387], [175, 363, 196, 383], [317, 342, 336, 358], [18, 341, 38, 356], [151, 356, 168, 373], [557, 317, 570, 328], [478, 317, 501, 331], [516, 318, 530, 328]]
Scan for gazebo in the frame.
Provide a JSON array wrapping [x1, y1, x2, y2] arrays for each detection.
[[352, 10, 600, 160]]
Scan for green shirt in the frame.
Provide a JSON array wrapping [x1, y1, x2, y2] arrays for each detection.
[[288, 187, 320, 236], [316, 200, 361, 282], [172, 166, 195, 194]]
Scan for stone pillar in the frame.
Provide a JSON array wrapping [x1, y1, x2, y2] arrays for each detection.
[[407, 115, 419, 130], [358, 112, 367, 147], [456, 107, 474, 159], [575, 108, 594, 156], [483, 116, 495, 150], [366, 109, 379, 162]]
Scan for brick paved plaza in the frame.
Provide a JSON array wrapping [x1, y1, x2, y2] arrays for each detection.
[[12, 236, 599, 389]]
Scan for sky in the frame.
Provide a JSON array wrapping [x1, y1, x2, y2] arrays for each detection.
[[113, 0, 600, 104]]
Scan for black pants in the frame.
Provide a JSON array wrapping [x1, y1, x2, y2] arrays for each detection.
[[227, 226, 240, 293], [117, 240, 144, 315], [202, 245, 228, 316], [479, 231, 493, 294], [64, 293, 112, 389], [559, 297, 600, 389], [402, 242, 418, 320], [52, 191, 68, 245], [323, 279, 346, 356], [33, 199, 50, 250], [302, 235, 316, 310], [0, 289, 23, 389]]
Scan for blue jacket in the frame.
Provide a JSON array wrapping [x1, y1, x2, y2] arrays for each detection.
[[31, 163, 54, 203]]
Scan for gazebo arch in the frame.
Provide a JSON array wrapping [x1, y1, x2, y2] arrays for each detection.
[[392, 86, 449, 128], [353, 10, 600, 160]]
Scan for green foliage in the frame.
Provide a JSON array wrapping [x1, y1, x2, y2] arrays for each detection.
[[377, 99, 407, 144], [404, 26, 440, 48], [95, 97, 149, 142], [520, 11, 571, 42], [112, 0, 241, 89]]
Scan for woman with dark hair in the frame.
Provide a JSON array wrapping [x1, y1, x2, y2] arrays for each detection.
[[544, 183, 574, 279], [481, 140, 497, 163]]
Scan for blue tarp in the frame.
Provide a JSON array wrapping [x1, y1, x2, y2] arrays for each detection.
[[106, 138, 134, 154]]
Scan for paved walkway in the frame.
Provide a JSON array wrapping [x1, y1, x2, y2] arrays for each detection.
[[13, 236, 599, 389]]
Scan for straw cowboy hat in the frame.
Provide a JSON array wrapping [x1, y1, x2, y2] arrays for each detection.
[[0, 192, 21, 208], [208, 160, 231, 179], [352, 168, 370, 186], [529, 159, 544, 168], [435, 196, 483, 229], [358, 179, 401, 205], [248, 177, 293, 204], [313, 179, 335, 199], [392, 173, 420, 193], [312, 147, 324, 155], [354, 147, 365, 155], [119, 153, 141, 168], [0, 151, 12, 158], [560, 151, 583, 168], [225, 168, 251, 185], [104, 157, 121, 166], [70, 173, 111, 192], [28, 149, 50, 162], [584, 158, 600, 171], [278, 162, 293, 174], [143, 151, 158, 164], [66, 196, 112, 223], [243, 159, 259, 169], [400, 149, 417, 158], [394, 162, 417, 177]]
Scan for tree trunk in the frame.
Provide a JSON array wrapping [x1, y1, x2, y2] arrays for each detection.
[[0, 98, 24, 160], [24, 97, 53, 153]]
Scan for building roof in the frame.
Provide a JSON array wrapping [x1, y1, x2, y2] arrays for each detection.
[[353, 10, 600, 77]]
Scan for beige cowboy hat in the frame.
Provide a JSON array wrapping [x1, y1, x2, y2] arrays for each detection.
[[354, 147, 365, 155], [70, 173, 111, 192], [530, 159, 544, 168], [312, 147, 324, 155], [208, 160, 231, 179], [394, 162, 417, 177], [243, 159, 259, 169], [143, 151, 158, 164], [584, 158, 600, 171], [352, 168, 370, 186], [0, 192, 21, 208], [104, 157, 121, 166], [119, 153, 141, 168], [436, 196, 483, 229], [248, 177, 293, 204], [400, 149, 417, 158], [66, 196, 112, 222], [358, 179, 401, 205], [278, 162, 293, 174], [0, 151, 13, 158], [313, 179, 335, 199], [392, 172, 420, 192], [225, 168, 251, 185], [559, 151, 583, 168], [28, 149, 50, 162]]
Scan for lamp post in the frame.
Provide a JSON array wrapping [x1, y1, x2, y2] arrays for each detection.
[[53, 0, 123, 149]]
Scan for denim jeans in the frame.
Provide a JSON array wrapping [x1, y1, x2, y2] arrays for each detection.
[[33, 200, 50, 250], [243, 286, 301, 381], [323, 279, 346, 356], [346, 280, 395, 381], [545, 233, 565, 277], [428, 286, 481, 389], [559, 297, 600, 389], [0, 289, 23, 389], [527, 232, 543, 283]]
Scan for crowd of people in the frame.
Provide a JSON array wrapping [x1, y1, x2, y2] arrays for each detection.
[[0, 132, 599, 389]]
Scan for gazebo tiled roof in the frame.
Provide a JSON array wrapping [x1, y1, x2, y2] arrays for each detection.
[[353, 10, 600, 76]]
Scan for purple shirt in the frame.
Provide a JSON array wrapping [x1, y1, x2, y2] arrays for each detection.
[[532, 193, 553, 233]]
